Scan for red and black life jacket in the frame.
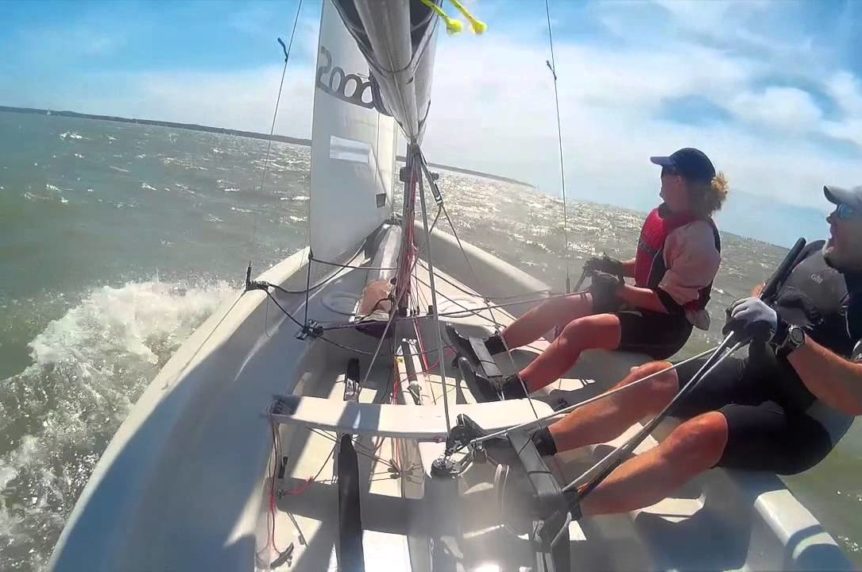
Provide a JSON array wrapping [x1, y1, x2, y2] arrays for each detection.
[[633, 204, 721, 312]]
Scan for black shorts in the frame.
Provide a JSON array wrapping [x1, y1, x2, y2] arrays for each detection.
[[616, 310, 692, 359], [670, 353, 834, 475]]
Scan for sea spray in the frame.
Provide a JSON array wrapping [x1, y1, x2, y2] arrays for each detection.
[[0, 280, 234, 571]]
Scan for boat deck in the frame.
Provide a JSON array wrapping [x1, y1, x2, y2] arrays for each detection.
[[48, 235, 851, 572], [272, 257, 800, 571]]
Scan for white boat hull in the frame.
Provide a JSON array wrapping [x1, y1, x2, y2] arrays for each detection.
[[50, 226, 853, 571]]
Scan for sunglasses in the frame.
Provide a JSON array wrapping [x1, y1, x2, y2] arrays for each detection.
[[834, 203, 862, 221], [660, 166, 679, 177]]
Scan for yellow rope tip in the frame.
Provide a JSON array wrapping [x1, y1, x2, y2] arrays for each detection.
[[445, 18, 464, 34], [469, 19, 487, 34], [447, 0, 486, 35]]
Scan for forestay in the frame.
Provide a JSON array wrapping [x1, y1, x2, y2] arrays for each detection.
[[309, 0, 398, 262]]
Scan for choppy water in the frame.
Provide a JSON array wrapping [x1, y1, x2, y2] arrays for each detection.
[[0, 110, 860, 569]]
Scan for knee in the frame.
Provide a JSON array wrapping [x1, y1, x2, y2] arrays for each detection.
[[559, 317, 587, 343], [559, 315, 621, 352], [560, 314, 604, 339], [544, 296, 568, 315], [630, 360, 676, 383], [548, 293, 590, 320], [662, 411, 728, 469], [628, 361, 678, 401]]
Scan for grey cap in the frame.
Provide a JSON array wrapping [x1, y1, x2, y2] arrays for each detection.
[[824, 185, 862, 211]]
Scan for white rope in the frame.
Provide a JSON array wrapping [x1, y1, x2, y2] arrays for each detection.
[[249, 0, 304, 265], [416, 150, 543, 424], [566, 336, 744, 494], [468, 344, 721, 447], [416, 163, 453, 432], [544, 0, 572, 294]]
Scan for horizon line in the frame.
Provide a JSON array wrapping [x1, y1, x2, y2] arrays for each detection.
[[0, 104, 536, 188]]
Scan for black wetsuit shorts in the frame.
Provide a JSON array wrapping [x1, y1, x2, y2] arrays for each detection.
[[670, 349, 835, 475], [616, 309, 692, 360]]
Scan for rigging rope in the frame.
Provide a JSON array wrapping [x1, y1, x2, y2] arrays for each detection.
[[247, 0, 304, 276], [415, 158, 453, 432], [416, 150, 543, 423], [544, 0, 572, 294]]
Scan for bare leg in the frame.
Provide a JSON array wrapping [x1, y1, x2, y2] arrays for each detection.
[[549, 361, 679, 452], [501, 292, 593, 349], [579, 411, 729, 516], [519, 314, 622, 392]]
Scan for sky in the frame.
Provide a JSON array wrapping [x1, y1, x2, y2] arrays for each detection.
[[1, 0, 861, 246]]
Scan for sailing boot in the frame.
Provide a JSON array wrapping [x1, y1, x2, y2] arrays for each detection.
[[483, 332, 506, 355], [445, 323, 477, 361], [472, 371, 528, 400], [445, 323, 507, 358], [530, 426, 558, 457]]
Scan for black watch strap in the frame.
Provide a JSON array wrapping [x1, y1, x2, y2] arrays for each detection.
[[772, 319, 790, 348], [777, 325, 805, 358]]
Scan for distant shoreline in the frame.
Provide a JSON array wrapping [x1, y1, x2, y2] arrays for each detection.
[[0, 105, 534, 188]]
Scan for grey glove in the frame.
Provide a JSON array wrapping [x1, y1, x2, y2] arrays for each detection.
[[590, 270, 623, 314], [722, 297, 779, 343], [584, 254, 625, 277]]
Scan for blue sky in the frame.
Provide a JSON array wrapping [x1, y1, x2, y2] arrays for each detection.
[[1, 0, 861, 246]]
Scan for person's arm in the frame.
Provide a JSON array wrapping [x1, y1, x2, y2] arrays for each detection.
[[617, 283, 669, 313], [621, 258, 636, 278], [751, 282, 765, 297], [787, 338, 862, 416]]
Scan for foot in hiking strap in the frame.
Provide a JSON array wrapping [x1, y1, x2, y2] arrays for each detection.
[[530, 426, 558, 457], [445, 323, 477, 361], [446, 324, 505, 379], [473, 370, 528, 400], [445, 323, 506, 361]]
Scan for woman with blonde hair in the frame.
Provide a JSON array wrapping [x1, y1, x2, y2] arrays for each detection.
[[449, 147, 729, 398]]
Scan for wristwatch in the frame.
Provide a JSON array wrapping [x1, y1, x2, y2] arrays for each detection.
[[777, 325, 806, 358]]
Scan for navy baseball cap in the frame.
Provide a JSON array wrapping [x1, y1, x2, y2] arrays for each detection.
[[650, 148, 716, 183], [824, 185, 862, 211]]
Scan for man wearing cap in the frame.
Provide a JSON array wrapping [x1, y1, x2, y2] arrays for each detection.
[[527, 184, 862, 516], [449, 148, 729, 399]]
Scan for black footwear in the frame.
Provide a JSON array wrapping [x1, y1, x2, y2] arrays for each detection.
[[484, 332, 506, 355], [472, 370, 527, 400], [445, 323, 505, 357], [445, 323, 477, 361], [501, 375, 528, 399], [530, 426, 558, 457]]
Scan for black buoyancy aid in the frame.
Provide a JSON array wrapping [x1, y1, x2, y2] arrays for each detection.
[[754, 241, 860, 413], [633, 204, 721, 311], [774, 241, 855, 357]]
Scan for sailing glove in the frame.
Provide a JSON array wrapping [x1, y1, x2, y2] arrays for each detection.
[[584, 254, 625, 277], [589, 270, 623, 314], [722, 297, 781, 343]]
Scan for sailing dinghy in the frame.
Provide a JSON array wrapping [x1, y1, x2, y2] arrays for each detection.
[[50, 1, 853, 570]]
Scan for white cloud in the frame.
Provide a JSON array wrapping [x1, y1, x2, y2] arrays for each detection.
[[727, 87, 823, 133], [9, 0, 860, 224], [47, 65, 316, 138], [19, 25, 122, 59], [652, 0, 770, 31], [822, 119, 862, 148], [827, 71, 862, 116], [418, 28, 862, 212]]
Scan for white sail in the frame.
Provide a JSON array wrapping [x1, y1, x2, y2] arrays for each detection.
[[332, 0, 439, 142], [309, 0, 398, 262]]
